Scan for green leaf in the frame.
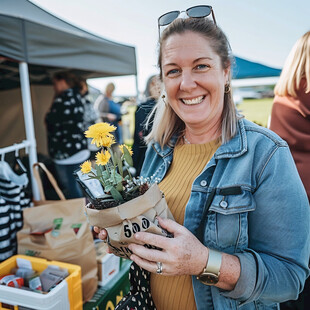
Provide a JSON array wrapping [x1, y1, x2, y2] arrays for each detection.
[[104, 184, 113, 192], [115, 152, 123, 177], [110, 187, 124, 202], [96, 165, 102, 177], [101, 170, 110, 182], [109, 147, 116, 167], [109, 172, 122, 185], [116, 181, 123, 192], [123, 146, 133, 167]]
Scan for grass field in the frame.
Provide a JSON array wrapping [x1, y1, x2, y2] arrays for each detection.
[[237, 98, 274, 128]]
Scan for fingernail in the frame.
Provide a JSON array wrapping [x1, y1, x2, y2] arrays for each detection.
[[134, 233, 140, 240]]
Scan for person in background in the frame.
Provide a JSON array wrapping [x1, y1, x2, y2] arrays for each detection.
[[94, 82, 123, 143], [78, 77, 99, 159], [45, 71, 89, 198], [78, 77, 99, 129], [96, 7, 310, 310], [269, 30, 310, 310], [132, 74, 161, 175]]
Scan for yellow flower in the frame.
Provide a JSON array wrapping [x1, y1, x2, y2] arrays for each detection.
[[85, 122, 116, 147], [96, 150, 111, 166], [100, 135, 115, 148], [119, 144, 133, 156], [80, 160, 92, 174]]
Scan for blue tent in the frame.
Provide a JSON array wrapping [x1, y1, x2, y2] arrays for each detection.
[[232, 56, 282, 79]]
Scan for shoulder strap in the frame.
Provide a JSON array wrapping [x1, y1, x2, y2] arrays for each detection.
[[32, 162, 66, 201]]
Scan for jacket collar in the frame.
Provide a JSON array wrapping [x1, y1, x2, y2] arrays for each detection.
[[151, 118, 247, 159], [151, 135, 178, 158], [214, 118, 247, 159]]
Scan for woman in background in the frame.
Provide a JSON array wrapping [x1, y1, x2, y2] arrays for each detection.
[[45, 71, 89, 198], [270, 30, 310, 310], [95, 82, 123, 143]]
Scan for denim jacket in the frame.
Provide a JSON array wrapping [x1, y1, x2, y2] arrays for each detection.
[[141, 118, 310, 310]]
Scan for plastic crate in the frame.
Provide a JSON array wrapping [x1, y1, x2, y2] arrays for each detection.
[[83, 260, 131, 310], [0, 255, 82, 310]]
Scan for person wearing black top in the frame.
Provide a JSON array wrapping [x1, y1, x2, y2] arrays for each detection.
[[132, 75, 161, 175], [45, 72, 89, 198]]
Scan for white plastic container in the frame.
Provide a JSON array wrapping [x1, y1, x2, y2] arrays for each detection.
[[0, 255, 82, 310], [0, 280, 69, 310]]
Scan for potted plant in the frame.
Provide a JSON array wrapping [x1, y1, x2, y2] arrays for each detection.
[[75, 122, 173, 258]]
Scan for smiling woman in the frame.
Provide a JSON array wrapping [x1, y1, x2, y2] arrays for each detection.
[[97, 13, 310, 310], [161, 31, 228, 144]]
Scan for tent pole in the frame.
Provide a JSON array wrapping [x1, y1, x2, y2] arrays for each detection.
[[135, 75, 140, 104], [19, 62, 40, 201]]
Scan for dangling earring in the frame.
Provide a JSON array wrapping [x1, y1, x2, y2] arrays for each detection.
[[224, 83, 231, 94], [162, 94, 168, 106]]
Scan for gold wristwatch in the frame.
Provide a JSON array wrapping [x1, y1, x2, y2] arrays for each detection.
[[196, 249, 222, 285]]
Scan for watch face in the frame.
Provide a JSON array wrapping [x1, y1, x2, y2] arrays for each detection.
[[198, 272, 219, 285]]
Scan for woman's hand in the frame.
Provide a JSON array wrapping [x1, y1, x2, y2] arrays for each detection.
[[93, 226, 108, 240], [93, 226, 113, 253], [128, 217, 209, 276]]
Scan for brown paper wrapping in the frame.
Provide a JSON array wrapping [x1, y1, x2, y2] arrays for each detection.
[[84, 183, 174, 259], [17, 198, 98, 302]]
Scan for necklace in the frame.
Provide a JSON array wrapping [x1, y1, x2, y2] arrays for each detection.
[[183, 136, 191, 144]]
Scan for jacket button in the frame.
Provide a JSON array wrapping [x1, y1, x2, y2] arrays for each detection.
[[220, 200, 228, 208], [200, 180, 207, 187]]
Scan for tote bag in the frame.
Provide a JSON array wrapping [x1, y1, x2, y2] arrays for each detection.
[[17, 163, 98, 301]]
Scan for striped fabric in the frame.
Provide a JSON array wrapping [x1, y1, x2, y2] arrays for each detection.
[[0, 161, 31, 262]]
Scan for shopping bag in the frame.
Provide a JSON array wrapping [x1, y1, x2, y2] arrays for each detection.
[[85, 183, 174, 259], [17, 162, 98, 301]]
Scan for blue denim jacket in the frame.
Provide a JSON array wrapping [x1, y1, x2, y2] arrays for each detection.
[[141, 118, 310, 310]]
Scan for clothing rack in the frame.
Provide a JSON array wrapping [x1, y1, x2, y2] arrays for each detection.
[[0, 139, 40, 200], [0, 140, 31, 157], [0, 62, 40, 201]]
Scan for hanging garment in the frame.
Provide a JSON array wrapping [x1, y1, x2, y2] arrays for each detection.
[[0, 161, 31, 261]]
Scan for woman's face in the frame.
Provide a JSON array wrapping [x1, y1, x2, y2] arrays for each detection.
[[53, 78, 69, 95], [161, 31, 229, 132]]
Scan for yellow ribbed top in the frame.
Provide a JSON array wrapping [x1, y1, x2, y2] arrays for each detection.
[[151, 139, 220, 310]]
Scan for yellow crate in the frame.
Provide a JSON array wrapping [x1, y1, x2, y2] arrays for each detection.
[[0, 255, 82, 310]]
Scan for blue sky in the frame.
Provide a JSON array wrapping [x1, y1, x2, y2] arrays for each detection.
[[31, 0, 310, 96]]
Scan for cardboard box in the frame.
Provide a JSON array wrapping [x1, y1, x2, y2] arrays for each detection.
[[95, 241, 120, 286], [83, 260, 130, 310]]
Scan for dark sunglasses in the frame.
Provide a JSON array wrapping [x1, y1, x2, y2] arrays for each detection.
[[158, 5, 216, 36]]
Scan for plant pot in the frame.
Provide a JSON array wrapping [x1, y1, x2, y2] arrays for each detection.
[[84, 183, 174, 258]]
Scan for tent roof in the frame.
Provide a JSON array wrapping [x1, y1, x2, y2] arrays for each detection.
[[232, 56, 281, 79], [0, 0, 137, 90]]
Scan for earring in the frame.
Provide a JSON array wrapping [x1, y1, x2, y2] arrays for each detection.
[[224, 83, 231, 94], [162, 94, 168, 106]]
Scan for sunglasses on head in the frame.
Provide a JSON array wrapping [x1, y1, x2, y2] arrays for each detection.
[[158, 5, 216, 36]]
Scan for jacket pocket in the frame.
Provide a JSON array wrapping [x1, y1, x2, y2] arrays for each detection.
[[204, 187, 256, 252]]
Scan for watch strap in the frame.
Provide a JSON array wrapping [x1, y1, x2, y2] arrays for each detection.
[[206, 249, 222, 275]]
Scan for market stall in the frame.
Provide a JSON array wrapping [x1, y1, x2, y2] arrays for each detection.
[[0, 0, 137, 199]]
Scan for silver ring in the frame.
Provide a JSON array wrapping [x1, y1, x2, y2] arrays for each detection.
[[156, 262, 163, 274]]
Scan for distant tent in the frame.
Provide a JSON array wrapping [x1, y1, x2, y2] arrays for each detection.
[[232, 56, 281, 79], [0, 0, 137, 90]]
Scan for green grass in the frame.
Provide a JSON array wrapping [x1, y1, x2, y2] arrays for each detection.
[[237, 98, 273, 128]]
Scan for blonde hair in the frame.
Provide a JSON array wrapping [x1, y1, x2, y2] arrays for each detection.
[[274, 31, 310, 97], [105, 82, 115, 96], [145, 18, 241, 148]]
